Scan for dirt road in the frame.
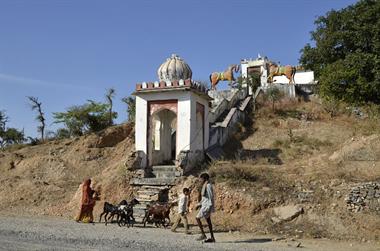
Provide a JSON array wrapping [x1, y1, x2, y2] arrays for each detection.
[[0, 216, 378, 251]]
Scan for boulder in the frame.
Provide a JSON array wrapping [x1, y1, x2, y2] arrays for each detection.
[[272, 205, 304, 223]]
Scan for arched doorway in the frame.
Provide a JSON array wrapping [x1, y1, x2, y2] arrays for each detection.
[[149, 109, 177, 166]]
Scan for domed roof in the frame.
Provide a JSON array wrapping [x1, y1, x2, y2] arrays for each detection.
[[157, 54, 192, 82]]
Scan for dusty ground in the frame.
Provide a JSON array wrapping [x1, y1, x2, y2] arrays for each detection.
[[0, 216, 379, 251]]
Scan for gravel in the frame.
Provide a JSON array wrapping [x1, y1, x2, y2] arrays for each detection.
[[1, 216, 378, 251], [0, 216, 287, 251]]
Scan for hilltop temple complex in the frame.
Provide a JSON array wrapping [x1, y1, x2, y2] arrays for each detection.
[[130, 54, 316, 216]]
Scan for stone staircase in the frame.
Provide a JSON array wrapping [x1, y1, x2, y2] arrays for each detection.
[[130, 165, 181, 221]]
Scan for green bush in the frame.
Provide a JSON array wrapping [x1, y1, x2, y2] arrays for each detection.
[[53, 100, 117, 137]]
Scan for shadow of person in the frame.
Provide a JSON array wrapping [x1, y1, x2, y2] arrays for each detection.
[[221, 238, 273, 244]]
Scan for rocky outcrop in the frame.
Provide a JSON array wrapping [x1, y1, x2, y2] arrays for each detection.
[[345, 182, 380, 212]]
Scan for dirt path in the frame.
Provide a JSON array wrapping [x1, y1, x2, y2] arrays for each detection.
[[0, 216, 378, 251]]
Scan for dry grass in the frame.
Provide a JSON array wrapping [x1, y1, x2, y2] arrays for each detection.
[[209, 161, 258, 186], [209, 161, 295, 198], [272, 133, 332, 159], [351, 118, 380, 136], [207, 99, 380, 240]]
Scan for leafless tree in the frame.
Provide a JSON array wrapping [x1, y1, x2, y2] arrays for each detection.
[[27, 96, 46, 140], [105, 88, 116, 126]]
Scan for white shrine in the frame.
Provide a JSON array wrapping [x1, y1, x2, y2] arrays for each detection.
[[134, 54, 211, 173]]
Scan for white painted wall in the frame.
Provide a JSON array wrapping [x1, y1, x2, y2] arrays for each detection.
[[177, 93, 192, 154], [190, 92, 210, 152], [135, 96, 148, 167], [272, 71, 314, 84], [135, 90, 201, 168]]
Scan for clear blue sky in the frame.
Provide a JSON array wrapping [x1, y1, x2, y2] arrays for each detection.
[[0, 0, 357, 138]]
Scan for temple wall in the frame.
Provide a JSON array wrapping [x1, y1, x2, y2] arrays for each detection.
[[273, 71, 315, 84], [135, 91, 192, 168]]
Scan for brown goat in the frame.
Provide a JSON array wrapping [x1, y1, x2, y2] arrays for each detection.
[[142, 202, 174, 228]]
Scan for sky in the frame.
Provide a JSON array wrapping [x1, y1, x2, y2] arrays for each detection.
[[0, 0, 358, 138]]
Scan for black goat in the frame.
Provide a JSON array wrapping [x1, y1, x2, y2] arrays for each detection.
[[99, 200, 128, 225], [117, 198, 140, 227]]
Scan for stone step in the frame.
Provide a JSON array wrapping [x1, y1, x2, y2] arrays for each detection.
[[137, 190, 160, 196], [130, 177, 176, 186], [152, 165, 177, 172], [133, 217, 145, 223], [152, 170, 181, 178], [134, 202, 150, 208], [135, 197, 157, 203], [137, 194, 159, 201], [133, 205, 152, 212], [140, 185, 171, 190], [133, 207, 147, 215], [239, 96, 251, 111]]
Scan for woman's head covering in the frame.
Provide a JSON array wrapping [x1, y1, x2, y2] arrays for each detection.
[[81, 179, 92, 204], [83, 179, 91, 186]]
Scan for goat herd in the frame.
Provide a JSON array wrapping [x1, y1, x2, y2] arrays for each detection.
[[98, 198, 173, 228]]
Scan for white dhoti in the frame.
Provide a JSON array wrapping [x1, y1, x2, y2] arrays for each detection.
[[196, 182, 215, 219]]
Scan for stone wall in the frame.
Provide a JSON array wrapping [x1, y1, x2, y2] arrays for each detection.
[[345, 182, 380, 212]]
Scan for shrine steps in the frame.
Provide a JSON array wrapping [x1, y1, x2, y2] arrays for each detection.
[[130, 165, 178, 221]]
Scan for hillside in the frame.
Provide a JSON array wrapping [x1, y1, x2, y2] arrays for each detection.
[[0, 123, 135, 218], [0, 100, 379, 242], [195, 100, 380, 241]]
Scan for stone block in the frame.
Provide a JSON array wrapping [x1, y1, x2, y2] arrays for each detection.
[[272, 205, 304, 223]]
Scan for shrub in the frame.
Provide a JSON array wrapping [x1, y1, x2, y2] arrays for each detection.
[[53, 100, 117, 137]]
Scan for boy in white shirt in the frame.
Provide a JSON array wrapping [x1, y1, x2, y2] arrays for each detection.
[[195, 173, 215, 242], [171, 187, 190, 234]]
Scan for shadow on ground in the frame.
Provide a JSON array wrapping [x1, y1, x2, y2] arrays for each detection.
[[222, 238, 273, 244], [238, 149, 283, 165]]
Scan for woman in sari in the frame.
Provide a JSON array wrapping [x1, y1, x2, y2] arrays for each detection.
[[75, 179, 97, 223]]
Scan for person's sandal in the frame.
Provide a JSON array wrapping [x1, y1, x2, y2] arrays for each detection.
[[204, 238, 215, 243]]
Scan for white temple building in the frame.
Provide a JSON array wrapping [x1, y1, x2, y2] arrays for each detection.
[[133, 54, 211, 172]]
